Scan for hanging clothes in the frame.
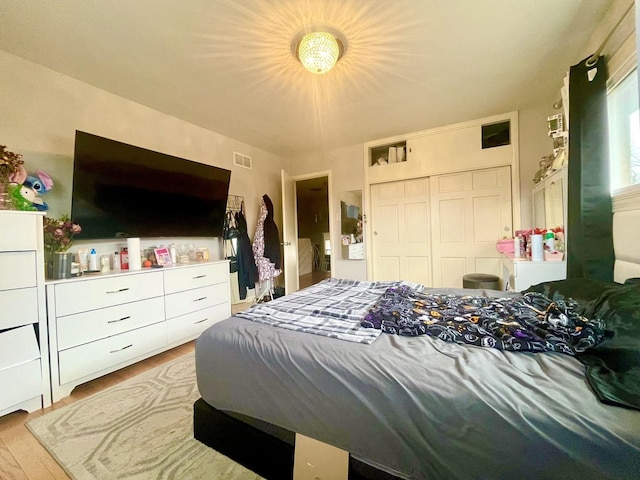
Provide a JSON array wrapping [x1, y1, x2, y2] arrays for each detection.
[[253, 197, 281, 282], [261, 194, 281, 269], [234, 204, 259, 300]]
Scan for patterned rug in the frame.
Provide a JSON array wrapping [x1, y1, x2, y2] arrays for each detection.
[[26, 353, 262, 480]]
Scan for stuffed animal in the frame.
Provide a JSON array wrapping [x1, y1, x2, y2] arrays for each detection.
[[7, 183, 38, 211], [7, 169, 53, 211]]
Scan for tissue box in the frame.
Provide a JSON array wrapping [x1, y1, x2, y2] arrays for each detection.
[[496, 238, 514, 254]]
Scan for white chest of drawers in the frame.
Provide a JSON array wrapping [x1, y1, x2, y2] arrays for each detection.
[[0, 211, 49, 416], [46, 261, 230, 402]]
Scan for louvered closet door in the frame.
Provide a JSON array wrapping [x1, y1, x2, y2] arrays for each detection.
[[430, 166, 512, 287], [370, 178, 431, 286]]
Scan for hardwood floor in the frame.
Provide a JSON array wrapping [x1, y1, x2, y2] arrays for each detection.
[[299, 270, 330, 290], [0, 341, 195, 480]]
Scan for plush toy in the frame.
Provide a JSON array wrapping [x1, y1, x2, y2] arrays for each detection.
[[7, 169, 53, 211], [7, 183, 38, 211]]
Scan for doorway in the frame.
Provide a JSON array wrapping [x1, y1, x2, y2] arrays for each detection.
[[295, 175, 331, 289]]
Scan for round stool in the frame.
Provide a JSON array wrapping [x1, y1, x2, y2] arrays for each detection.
[[462, 273, 500, 290]]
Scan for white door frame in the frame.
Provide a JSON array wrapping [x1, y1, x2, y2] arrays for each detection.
[[282, 170, 334, 293]]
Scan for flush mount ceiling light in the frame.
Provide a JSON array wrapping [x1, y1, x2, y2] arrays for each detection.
[[292, 28, 347, 75]]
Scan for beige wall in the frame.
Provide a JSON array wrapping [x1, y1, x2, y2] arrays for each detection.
[[288, 144, 367, 281], [0, 50, 287, 259], [518, 103, 558, 229]]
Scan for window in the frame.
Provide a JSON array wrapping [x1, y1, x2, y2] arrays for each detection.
[[608, 68, 640, 192]]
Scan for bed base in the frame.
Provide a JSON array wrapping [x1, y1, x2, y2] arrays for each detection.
[[193, 398, 402, 480]]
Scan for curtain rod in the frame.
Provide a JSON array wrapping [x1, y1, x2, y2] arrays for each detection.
[[586, 2, 634, 67]]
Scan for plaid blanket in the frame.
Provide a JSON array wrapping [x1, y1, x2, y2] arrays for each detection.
[[236, 278, 423, 344]]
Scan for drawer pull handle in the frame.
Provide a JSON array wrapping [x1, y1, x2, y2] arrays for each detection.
[[106, 287, 130, 294], [193, 274, 207, 279], [194, 318, 208, 324], [110, 344, 133, 354], [107, 316, 131, 324], [193, 296, 207, 302]]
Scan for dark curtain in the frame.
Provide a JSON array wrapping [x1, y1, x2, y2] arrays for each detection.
[[567, 55, 614, 282]]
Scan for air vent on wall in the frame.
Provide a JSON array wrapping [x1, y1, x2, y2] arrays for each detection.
[[233, 151, 252, 169]]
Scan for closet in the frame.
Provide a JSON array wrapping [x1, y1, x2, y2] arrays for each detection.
[[364, 112, 520, 288]]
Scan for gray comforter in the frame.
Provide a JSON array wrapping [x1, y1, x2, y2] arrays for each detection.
[[195, 289, 640, 480]]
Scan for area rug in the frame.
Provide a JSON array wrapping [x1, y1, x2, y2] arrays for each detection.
[[26, 353, 263, 480]]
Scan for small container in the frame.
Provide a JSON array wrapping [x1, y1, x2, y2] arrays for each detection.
[[112, 251, 121, 270], [514, 235, 523, 258], [77, 249, 89, 272], [169, 243, 177, 264], [544, 231, 556, 252], [100, 255, 110, 273], [89, 248, 98, 271], [53, 252, 72, 279], [121, 247, 129, 270]]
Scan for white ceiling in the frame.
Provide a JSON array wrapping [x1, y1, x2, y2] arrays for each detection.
[[0, 0, 614, 156]]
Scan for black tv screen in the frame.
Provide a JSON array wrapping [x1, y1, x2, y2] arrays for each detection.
[[71, 131, 231, 239]]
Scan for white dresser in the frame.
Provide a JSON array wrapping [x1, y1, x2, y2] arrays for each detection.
[[501, 254, 567, 292], [0, 211, 50, 416], [46, 261, 230, 402]]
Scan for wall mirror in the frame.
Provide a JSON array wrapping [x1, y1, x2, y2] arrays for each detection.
[[339, 190, 365, 260]]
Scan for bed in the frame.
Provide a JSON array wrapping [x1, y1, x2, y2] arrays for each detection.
[[194, 272, 640, 479]]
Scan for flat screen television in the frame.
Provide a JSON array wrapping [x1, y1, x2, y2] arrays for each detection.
[[71, 131, 231, 239]]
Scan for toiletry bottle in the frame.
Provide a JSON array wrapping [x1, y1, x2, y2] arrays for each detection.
[[112, 251, 121, 270], [544, 230, 556, 252], [121, 247, 129, 270], [169, 243, 177, 264], [89, 248, 98, 271]]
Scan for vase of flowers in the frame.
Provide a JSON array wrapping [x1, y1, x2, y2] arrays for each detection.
[[43, 214, 82, 279], [0, 144, 24, 210]]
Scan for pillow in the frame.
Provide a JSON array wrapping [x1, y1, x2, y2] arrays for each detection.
[[524, 278, 625, 318], [526, 278, 640, 410]]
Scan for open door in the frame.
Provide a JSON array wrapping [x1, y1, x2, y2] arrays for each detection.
[[281, 169, 300, 294]]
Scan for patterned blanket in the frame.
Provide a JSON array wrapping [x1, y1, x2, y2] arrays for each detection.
[[361, 285, 606, 355], [236, 278, 423, 344]]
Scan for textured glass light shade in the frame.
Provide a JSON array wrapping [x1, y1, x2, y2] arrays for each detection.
[[297, 32, 340, 74]]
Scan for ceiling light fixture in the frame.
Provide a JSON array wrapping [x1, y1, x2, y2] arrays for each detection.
[[292, 28, 347, 75]]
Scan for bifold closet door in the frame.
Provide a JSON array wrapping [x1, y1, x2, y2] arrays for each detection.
[[370, 178, 431, 286], [430, 166, 512, 287]]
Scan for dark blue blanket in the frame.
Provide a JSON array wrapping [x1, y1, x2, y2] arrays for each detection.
[[362, 286, 605, 355]]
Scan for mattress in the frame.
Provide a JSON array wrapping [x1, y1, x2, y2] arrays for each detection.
[[195, 290, 640, 480]]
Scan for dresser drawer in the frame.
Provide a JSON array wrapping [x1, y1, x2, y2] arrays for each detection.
[[0, 212, 39, 251], [165, 283, 228, 319], [0, 252, 37, 290], [0, 326, 41, 410], [53, 271, 164, 316], [166, 303, 230, 343], [0, 325, 40, 368], [164, 262, 228, 294], [58, 321, 166, 385], [57, 297, 166, 350], [0, 359, 41, 412], [0, 326, 41, 412], [0, 287, 38, 330]]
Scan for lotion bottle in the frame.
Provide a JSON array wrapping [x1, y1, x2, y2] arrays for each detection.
[[89, 248, 98, 271], [112, 251, 121, 270]]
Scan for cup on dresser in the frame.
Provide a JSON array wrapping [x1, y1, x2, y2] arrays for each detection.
[[53, 252, 72, 279]]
